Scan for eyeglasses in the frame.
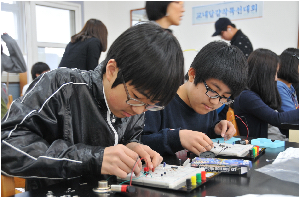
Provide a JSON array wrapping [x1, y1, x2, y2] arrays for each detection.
[[292, 54, 299, 60], [121, 75, 164, 111], [203, 81, 233, 105]]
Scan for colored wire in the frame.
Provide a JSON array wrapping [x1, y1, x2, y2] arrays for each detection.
[[119, 170, 152, 185], [106, 175, 113, 181], [183, 49, 199, 52], [235, 115, 249, 140], [229, 114, 249, 140], [130, 157, 149, 186]]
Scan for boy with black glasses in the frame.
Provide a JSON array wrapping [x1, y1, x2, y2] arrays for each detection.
[[142, 41, 248, 156], [1, 23, 184, 190]]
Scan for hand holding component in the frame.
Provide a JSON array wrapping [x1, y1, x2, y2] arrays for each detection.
[[214, 120, 236, 141], [101, 144, 142, 178], [126, 142, 163, 171], [179, 130, 214, 156]]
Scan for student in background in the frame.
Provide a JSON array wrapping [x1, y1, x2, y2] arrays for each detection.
[[58, 18, 108, 71], [141, 41, 248, 156], [145, 1, 185, 32], [277, 48, 299, 111], [22, 62, 50, 96], [2, 23, 184, 190], [234, 49, 299, 138], [212, 17, 254, 120]]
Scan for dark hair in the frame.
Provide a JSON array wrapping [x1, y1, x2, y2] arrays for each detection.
[[278, 48, 299, 84], [185, 41, 248, 98], [71, 19, 108, 52], [31, 62, 50, 80], [145, 1, 172, 21], [247, 49, 281, 109], [101, 22, 184, 106], [229, 24, 236, 29]]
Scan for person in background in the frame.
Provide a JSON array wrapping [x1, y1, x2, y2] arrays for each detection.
[[145, 1, 185, 85], [212, 17, 253, 59], [145, 1, 185, 33], [58, 18, 108, 71], [2, 23, 184, 191], [212, 17, 254, 120], [1, 33, 27, 118], [22, 62, 50, 96], [142, 41, 248, 156], [277, 48, 299, 111], [234, 49, 299, 138]]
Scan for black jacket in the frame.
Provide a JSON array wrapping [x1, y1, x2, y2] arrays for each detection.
[[231, 29, 253, 59], [1, 63, 144, 189], [58, 37, 102, 70]]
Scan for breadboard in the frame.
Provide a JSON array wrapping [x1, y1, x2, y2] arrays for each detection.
[[117, 164, 218, 191], [210, 142, 254, 157]]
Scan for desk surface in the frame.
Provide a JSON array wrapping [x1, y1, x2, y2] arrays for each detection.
[[15, 140, 299, 197]]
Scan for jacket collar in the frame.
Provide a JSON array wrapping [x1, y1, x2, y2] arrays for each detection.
[[231, 29, 242, 44]]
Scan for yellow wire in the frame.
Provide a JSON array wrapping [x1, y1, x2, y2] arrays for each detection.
[[183, 49, 199, 52]]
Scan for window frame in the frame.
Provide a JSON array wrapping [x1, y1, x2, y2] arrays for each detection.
[[24, 1, 82, 82], [1, 1, 27, 83]]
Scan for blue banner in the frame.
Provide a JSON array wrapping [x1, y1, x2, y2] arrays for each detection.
[[192, 1, 263, 25]]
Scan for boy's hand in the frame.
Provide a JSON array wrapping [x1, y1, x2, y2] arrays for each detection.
[[126, 142, 163, 171], [214, 120, 236, 141], [179, 130, 214, 156], [101, 144, 142, 178]]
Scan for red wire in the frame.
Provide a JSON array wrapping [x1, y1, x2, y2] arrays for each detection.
[[234, 115, 249, 140], [130, 157, 148, 186]]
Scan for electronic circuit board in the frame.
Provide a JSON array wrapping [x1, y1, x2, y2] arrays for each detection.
[[117, 163, 219, 192], [210, 142, 254, 157]]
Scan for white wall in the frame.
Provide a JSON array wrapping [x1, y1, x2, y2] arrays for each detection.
[[84, 1, 299, 73]]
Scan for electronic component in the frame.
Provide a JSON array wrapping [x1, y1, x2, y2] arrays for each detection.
[[199, 151, 216, 158], [93, 180, 111, 193], [110, 185, 135, 193], [210, 142, 254, 157], [117, 164, 219, 191]]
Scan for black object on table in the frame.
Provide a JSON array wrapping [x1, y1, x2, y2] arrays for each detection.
[[280, 123, 299, 130], [14, 140, 299, 197]]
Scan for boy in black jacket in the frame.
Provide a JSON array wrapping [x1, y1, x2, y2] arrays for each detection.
[[1, 23, 184, 190]]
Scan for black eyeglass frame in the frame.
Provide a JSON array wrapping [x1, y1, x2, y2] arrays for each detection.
[[121, 74, 164, 111], [292, 54, 299, 60], [203, 81, 234, 105]]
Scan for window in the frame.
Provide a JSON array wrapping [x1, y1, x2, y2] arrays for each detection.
[[1, 1, 26, 52], [1, 1, 26, 85], [25, 1, 82, 80]]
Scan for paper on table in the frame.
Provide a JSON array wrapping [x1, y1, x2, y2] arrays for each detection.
[[272, 147, 299, 164]]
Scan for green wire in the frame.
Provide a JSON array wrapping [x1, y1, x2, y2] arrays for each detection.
[[119, 171, 152, 185]]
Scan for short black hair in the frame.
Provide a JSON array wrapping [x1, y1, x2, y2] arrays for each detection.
[[145, 1, 172, 21], [101, 22, 184, 106], [278, 48, 299, 84], [247, 48, 281, 110], [31, 62, 50, 80], [185, 41, 248, 98]]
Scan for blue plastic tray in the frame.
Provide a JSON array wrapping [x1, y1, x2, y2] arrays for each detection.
[[250, 138, 285, 148]]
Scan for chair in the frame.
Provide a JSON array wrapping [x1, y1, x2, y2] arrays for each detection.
[[226, 106, 240, 136], [19, 72, 27, 96], [6, 95, 13, 109], [1, 73, 27, 196], [1, 175, 25, 196], [1, 175, 15, 197]]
